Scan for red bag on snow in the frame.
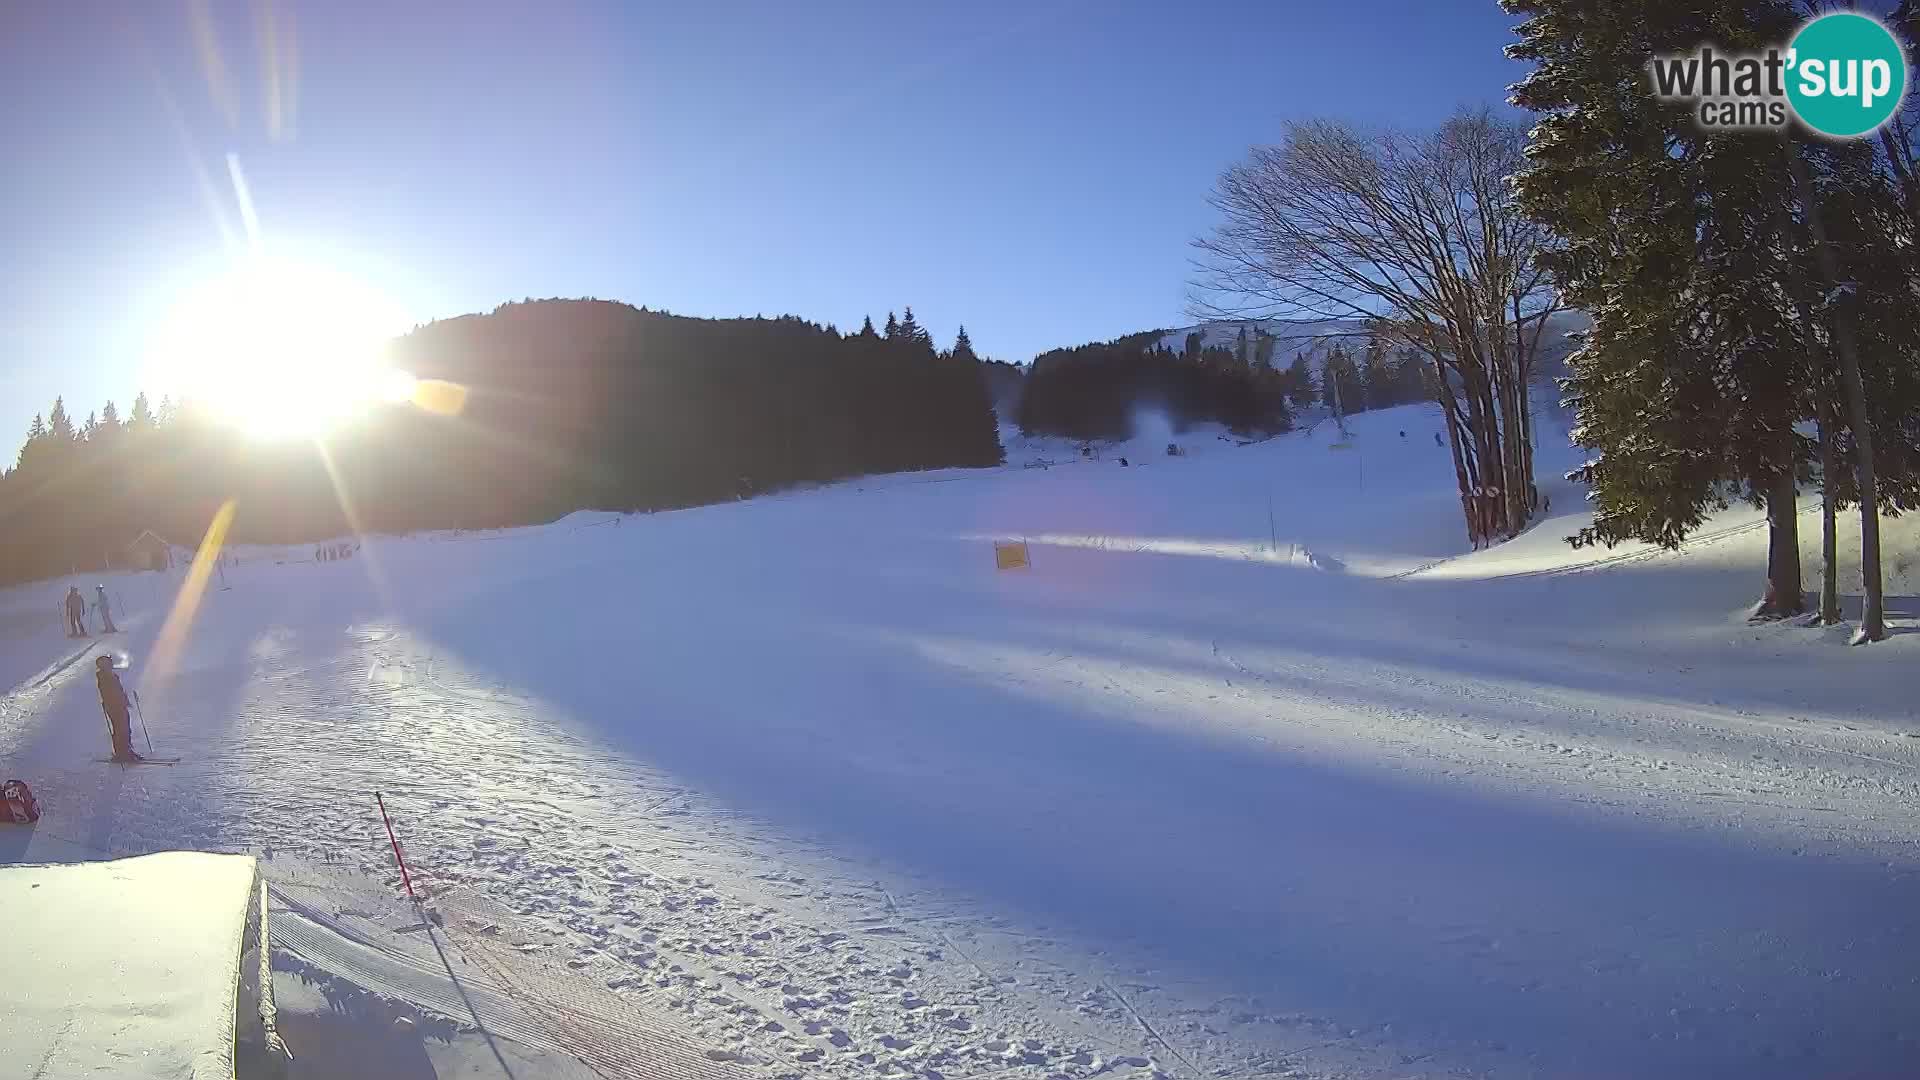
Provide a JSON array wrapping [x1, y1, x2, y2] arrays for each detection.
[[2, 779, 39, 824]]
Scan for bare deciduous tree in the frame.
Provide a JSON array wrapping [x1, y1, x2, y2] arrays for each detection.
[[1191, 108, 1563, 546]]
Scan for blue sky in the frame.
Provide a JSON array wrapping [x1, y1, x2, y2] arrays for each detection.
[[0, 0, 1528, 444]]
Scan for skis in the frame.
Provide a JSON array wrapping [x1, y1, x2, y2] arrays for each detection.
[[93, 756, 180, 766]]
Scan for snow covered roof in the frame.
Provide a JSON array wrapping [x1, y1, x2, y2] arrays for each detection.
[[0, 851, 265, 1080]]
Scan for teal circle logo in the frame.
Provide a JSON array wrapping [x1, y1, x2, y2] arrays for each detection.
[[1786, 12, 1907, 138]]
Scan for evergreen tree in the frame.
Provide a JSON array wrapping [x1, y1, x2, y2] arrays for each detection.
[[1391, 349, 1432, 405], [1019, 332, 1290, 439], [899, 306, 933, 349], [17, 414, 45, 471], [130, 393, 154, 428], [883, 312, 900, 340], [1509, 0, 1815, 615], [1285, 354, 1315, 412], [48, 397, 73, 442], [1788, 142, 1920, 638], [1358, 337, 1390, 410], [858, 316, 878, 338], [952, 325, 977, 363], [1321, 346, 1365, 414], [1253, 331, 1276, 372]]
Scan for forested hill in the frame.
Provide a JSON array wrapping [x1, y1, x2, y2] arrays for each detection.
[[386, 299, 1003, 520], [1016, 328, 1300, 441], [0, 299, 1003, 586]]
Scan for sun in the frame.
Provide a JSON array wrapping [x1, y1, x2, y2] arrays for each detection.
[[149, 255, 417, 439]]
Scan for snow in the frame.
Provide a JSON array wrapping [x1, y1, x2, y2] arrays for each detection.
[[3, 401, 1919, 1078], [1156, 311, 1593, 366], [0, 851, 264, 1080]]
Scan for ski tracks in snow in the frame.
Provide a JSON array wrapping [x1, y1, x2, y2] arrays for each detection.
[[1202, 633, 1920, 840], [192, 629, 1178, 1079]]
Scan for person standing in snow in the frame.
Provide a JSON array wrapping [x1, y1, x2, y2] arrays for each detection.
[[65, 586, 87, 637], [93, 585, 117, 634], [95, 655, 140, 762]]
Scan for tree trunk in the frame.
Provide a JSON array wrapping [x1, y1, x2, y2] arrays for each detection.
[[1817, 416, 1841, 625], [1515, 371, 1537, 515], [1790, 147, 1886, 643], [1504, 366, 1534, 529], [1431, 353, 1477, 546], [1759, 457, 1806, 619], [1464, 375, 1507, 539]]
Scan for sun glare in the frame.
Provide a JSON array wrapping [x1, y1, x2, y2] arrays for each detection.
[[149, 256, 416, 439]]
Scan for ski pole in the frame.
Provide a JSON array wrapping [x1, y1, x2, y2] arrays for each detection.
[[131, 690, 155, 757]]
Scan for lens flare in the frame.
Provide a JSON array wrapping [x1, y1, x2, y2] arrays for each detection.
[[147, 255, 415, 439]]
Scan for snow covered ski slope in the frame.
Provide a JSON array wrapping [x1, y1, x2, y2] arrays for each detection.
[[4, 402, 1920, 1079]]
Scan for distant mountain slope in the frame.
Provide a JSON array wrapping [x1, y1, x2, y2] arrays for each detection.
[[1154, 311, 1592, 378]]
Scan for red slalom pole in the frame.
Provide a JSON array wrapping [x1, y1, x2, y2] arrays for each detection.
[[375, 792, 417, 902]]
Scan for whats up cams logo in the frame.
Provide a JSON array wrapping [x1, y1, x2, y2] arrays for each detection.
[[1648, 11, 1908, 138]]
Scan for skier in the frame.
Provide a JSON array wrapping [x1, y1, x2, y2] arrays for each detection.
[[95, 655, 140, 762], [64, 586, 86, 637], [1434, 431, 1443, 448], [93, 585, 117, 634]]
